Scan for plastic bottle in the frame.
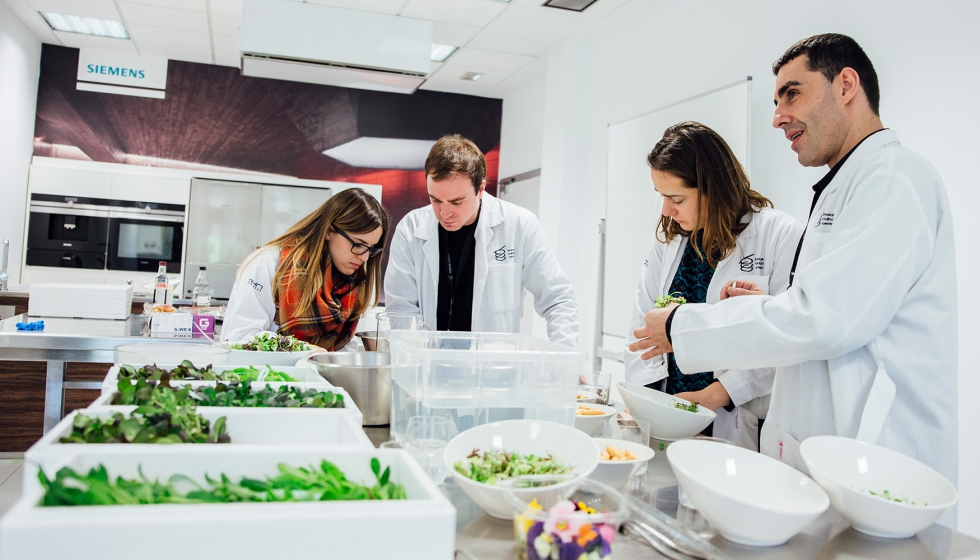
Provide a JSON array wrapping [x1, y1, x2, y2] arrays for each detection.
[[153, 261, 168, 305], [192, 267, 212, 308]]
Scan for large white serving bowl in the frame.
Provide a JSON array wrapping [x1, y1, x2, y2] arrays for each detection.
[[667, 440, 829, 546], [588, 437, 655, 490], [444, 419, 600, 519], [617, 382, 716, 441], [800, 436, 957, 538], [573, 403, 617, 436]]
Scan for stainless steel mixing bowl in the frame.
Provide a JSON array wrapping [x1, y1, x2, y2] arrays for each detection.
[[309, 351, 391, 426]]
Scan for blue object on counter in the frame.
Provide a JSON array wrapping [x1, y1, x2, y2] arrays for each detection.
[[15, 320, 44, 331]]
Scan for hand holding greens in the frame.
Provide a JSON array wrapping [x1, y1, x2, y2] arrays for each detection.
[[39, 459, 406, 507], [654, 293, 687, 309], [454, 449, 571, 485]]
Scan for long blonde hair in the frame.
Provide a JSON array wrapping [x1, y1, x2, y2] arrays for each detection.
[[252, 188, 389, 321], [648, 121, 772, 268]]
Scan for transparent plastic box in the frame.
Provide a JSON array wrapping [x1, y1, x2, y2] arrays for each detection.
[[388, 331, 587, 442]]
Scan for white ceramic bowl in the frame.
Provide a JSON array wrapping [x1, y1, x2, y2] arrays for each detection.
[[573, 403, 617, 436], [225, 348, 314, 367], [800, 436, 957, 538], [588, 437, 655, 490], [667, 440, 829, 546], [444, 419, 600, 519], [617, 382, 716, 441], [577, 390, 598, 404]]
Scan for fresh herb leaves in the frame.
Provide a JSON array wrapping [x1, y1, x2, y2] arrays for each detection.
[[654, 293, 687, 309], [111, 378, 344, 409], [230, 333, 310, 352], [454, 449, 571, 485], [673, 401, 700, 413], [38, 460, 406, 507], [117, 361, 296, 383]]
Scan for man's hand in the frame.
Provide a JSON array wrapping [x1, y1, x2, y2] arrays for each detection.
[[675, 382, 732, 411], [628, 303, 677, 360], [719, 279, 765, 301]]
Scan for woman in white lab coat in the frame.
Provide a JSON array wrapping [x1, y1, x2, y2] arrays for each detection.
[[624, 122, 803, 449], [222, 188, 390, 351]]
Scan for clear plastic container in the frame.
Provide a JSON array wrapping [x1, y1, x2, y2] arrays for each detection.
[[388, 331, 587, 442], [506, 476, 629, 560], [113, 343, 230, 366]]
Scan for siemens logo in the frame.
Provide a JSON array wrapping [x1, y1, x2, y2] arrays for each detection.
[[86, 64, 145, 79]]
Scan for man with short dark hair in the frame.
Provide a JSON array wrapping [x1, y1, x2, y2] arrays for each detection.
[[386, 135, 579, 346], [630, 33, 959, 514]]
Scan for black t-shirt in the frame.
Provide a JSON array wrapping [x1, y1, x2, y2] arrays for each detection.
[[437, 210, 479, 331]]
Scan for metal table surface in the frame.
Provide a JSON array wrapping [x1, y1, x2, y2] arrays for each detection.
[[362, 427, 980, 560], [0, 313, 211, 432]]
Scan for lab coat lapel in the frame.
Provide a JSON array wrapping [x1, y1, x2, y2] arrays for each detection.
[[660, 238, 682, 296], [415, 213, 441, 324], [471, 194, 502, 323]]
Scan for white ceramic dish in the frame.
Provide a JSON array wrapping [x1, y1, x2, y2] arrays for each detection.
[[576, 390, 598, 404], [667, 439, 829, 546], [588, 437, 655, 490], [573, 403, 617, 436], [800, 436, 957, 538], [444, 419, 600, 519], [617, 382, 715, 441]]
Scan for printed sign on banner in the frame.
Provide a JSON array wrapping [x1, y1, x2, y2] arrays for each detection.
[[76, 48, 168, 98]]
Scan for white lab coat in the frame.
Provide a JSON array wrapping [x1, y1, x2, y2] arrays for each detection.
[[624, 208, 803, 449], [221, 247, 359, 350], [385, 193, 579, 347], [669, 131, 959, 520]]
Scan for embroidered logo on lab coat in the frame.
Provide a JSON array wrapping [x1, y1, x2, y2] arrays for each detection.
[[739, 254, 764, 272], [493, 245, 516, 261], [247, 279, 264, 292], [816, 212, 835, 228]]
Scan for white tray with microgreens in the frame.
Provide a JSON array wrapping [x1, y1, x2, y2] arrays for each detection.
[[101, 361, 329, 395], [0, 447, 456, 560]]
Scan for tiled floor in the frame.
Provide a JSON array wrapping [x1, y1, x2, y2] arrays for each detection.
[[0, 459, 24, 517]]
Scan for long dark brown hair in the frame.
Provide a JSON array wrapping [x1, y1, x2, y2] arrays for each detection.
[[243, 188, 389, 321], [648, 121, 772, 268]]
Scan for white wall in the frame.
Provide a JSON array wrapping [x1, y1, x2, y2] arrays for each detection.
[[498, 76, 546, 179], [0, 1, 41, 289], [499, 0, 980, 536]]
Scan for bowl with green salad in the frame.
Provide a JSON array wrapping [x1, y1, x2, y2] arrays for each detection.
[[444, 419, 600, 519], [224, 332, 315, 366]]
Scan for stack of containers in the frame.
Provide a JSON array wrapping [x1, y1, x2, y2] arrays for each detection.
[[0, 344, 456, 559], [387, 331, 587, 442]]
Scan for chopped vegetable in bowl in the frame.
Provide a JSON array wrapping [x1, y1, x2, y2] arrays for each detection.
[[230, 333, 310, 352], [455, 449, 572, 485], [673, 401, 700, 413]]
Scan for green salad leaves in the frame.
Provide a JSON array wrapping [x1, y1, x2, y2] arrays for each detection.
[[673, 401, 700, 413], [654, 293, 687, 309], [118, 361, 297, 383], [230, 333, 310, 352], [39, 459, 406, 507], [111, 378, 344, 409], [454, 449, 571, 485]]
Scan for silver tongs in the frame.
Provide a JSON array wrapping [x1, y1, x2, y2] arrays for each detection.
[[623, 494, 734, 560]]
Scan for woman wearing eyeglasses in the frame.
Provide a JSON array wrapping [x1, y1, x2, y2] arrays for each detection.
[[222, 187, 390, 351]]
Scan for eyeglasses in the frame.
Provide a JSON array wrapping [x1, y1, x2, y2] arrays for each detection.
[[335, 228, 384, 257]]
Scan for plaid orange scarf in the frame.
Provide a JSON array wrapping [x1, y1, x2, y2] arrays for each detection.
[[275, 247, 362, 351]]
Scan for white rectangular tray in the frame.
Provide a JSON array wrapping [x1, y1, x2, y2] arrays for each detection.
[[1, 448, 456, 560], [92, 383, 364, 423], [102, 364, 329, 395], [26, 406, 373, 463]]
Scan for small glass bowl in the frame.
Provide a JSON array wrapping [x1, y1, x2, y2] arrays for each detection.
[[504, 476, 629, 560]]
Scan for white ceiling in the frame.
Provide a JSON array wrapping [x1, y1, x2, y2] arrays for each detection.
[[3, 0, 635, 98]]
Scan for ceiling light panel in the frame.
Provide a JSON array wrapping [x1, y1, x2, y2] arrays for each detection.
[[430, 44, 458, 62], [460, 72, 482, 81], [542, 0, 599, 12], [40, 12, 129, 38]]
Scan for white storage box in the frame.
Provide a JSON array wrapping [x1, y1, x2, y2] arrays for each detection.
[[91, 382, 364, 422], [28, 283, 133, 320], [26, 406, 373, 464], [101, 364, 330, 395], [388, 331, 587, 442], [1, 448, 457, 560]]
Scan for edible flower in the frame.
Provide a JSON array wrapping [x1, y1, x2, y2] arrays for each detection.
[[544, 501, 583, 543], [575, 523, 599, 547], [576, 501, 596, 514]]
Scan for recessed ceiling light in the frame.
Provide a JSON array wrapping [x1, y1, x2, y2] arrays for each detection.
[[431, 44, 458, 63], [40, 12, 130, 39], [460, 72, 482, 81]]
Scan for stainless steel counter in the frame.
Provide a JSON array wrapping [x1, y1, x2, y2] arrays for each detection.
[[0, 313, 211, 432], [364, 427, 980, 559]]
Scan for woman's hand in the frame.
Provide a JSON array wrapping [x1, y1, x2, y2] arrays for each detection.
[[719, 279, 765, 301], [674, 382, 732, 411]]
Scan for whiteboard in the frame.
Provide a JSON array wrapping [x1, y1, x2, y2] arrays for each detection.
[[602, 79, 750, 340]]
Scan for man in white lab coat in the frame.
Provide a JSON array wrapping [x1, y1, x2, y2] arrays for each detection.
[[630, 34, 959, 507], [385, 135, 579, 346]]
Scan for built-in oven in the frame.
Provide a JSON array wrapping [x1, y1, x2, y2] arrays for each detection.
[[106, 201, 185, 273], [25, 194, 110, 269]]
